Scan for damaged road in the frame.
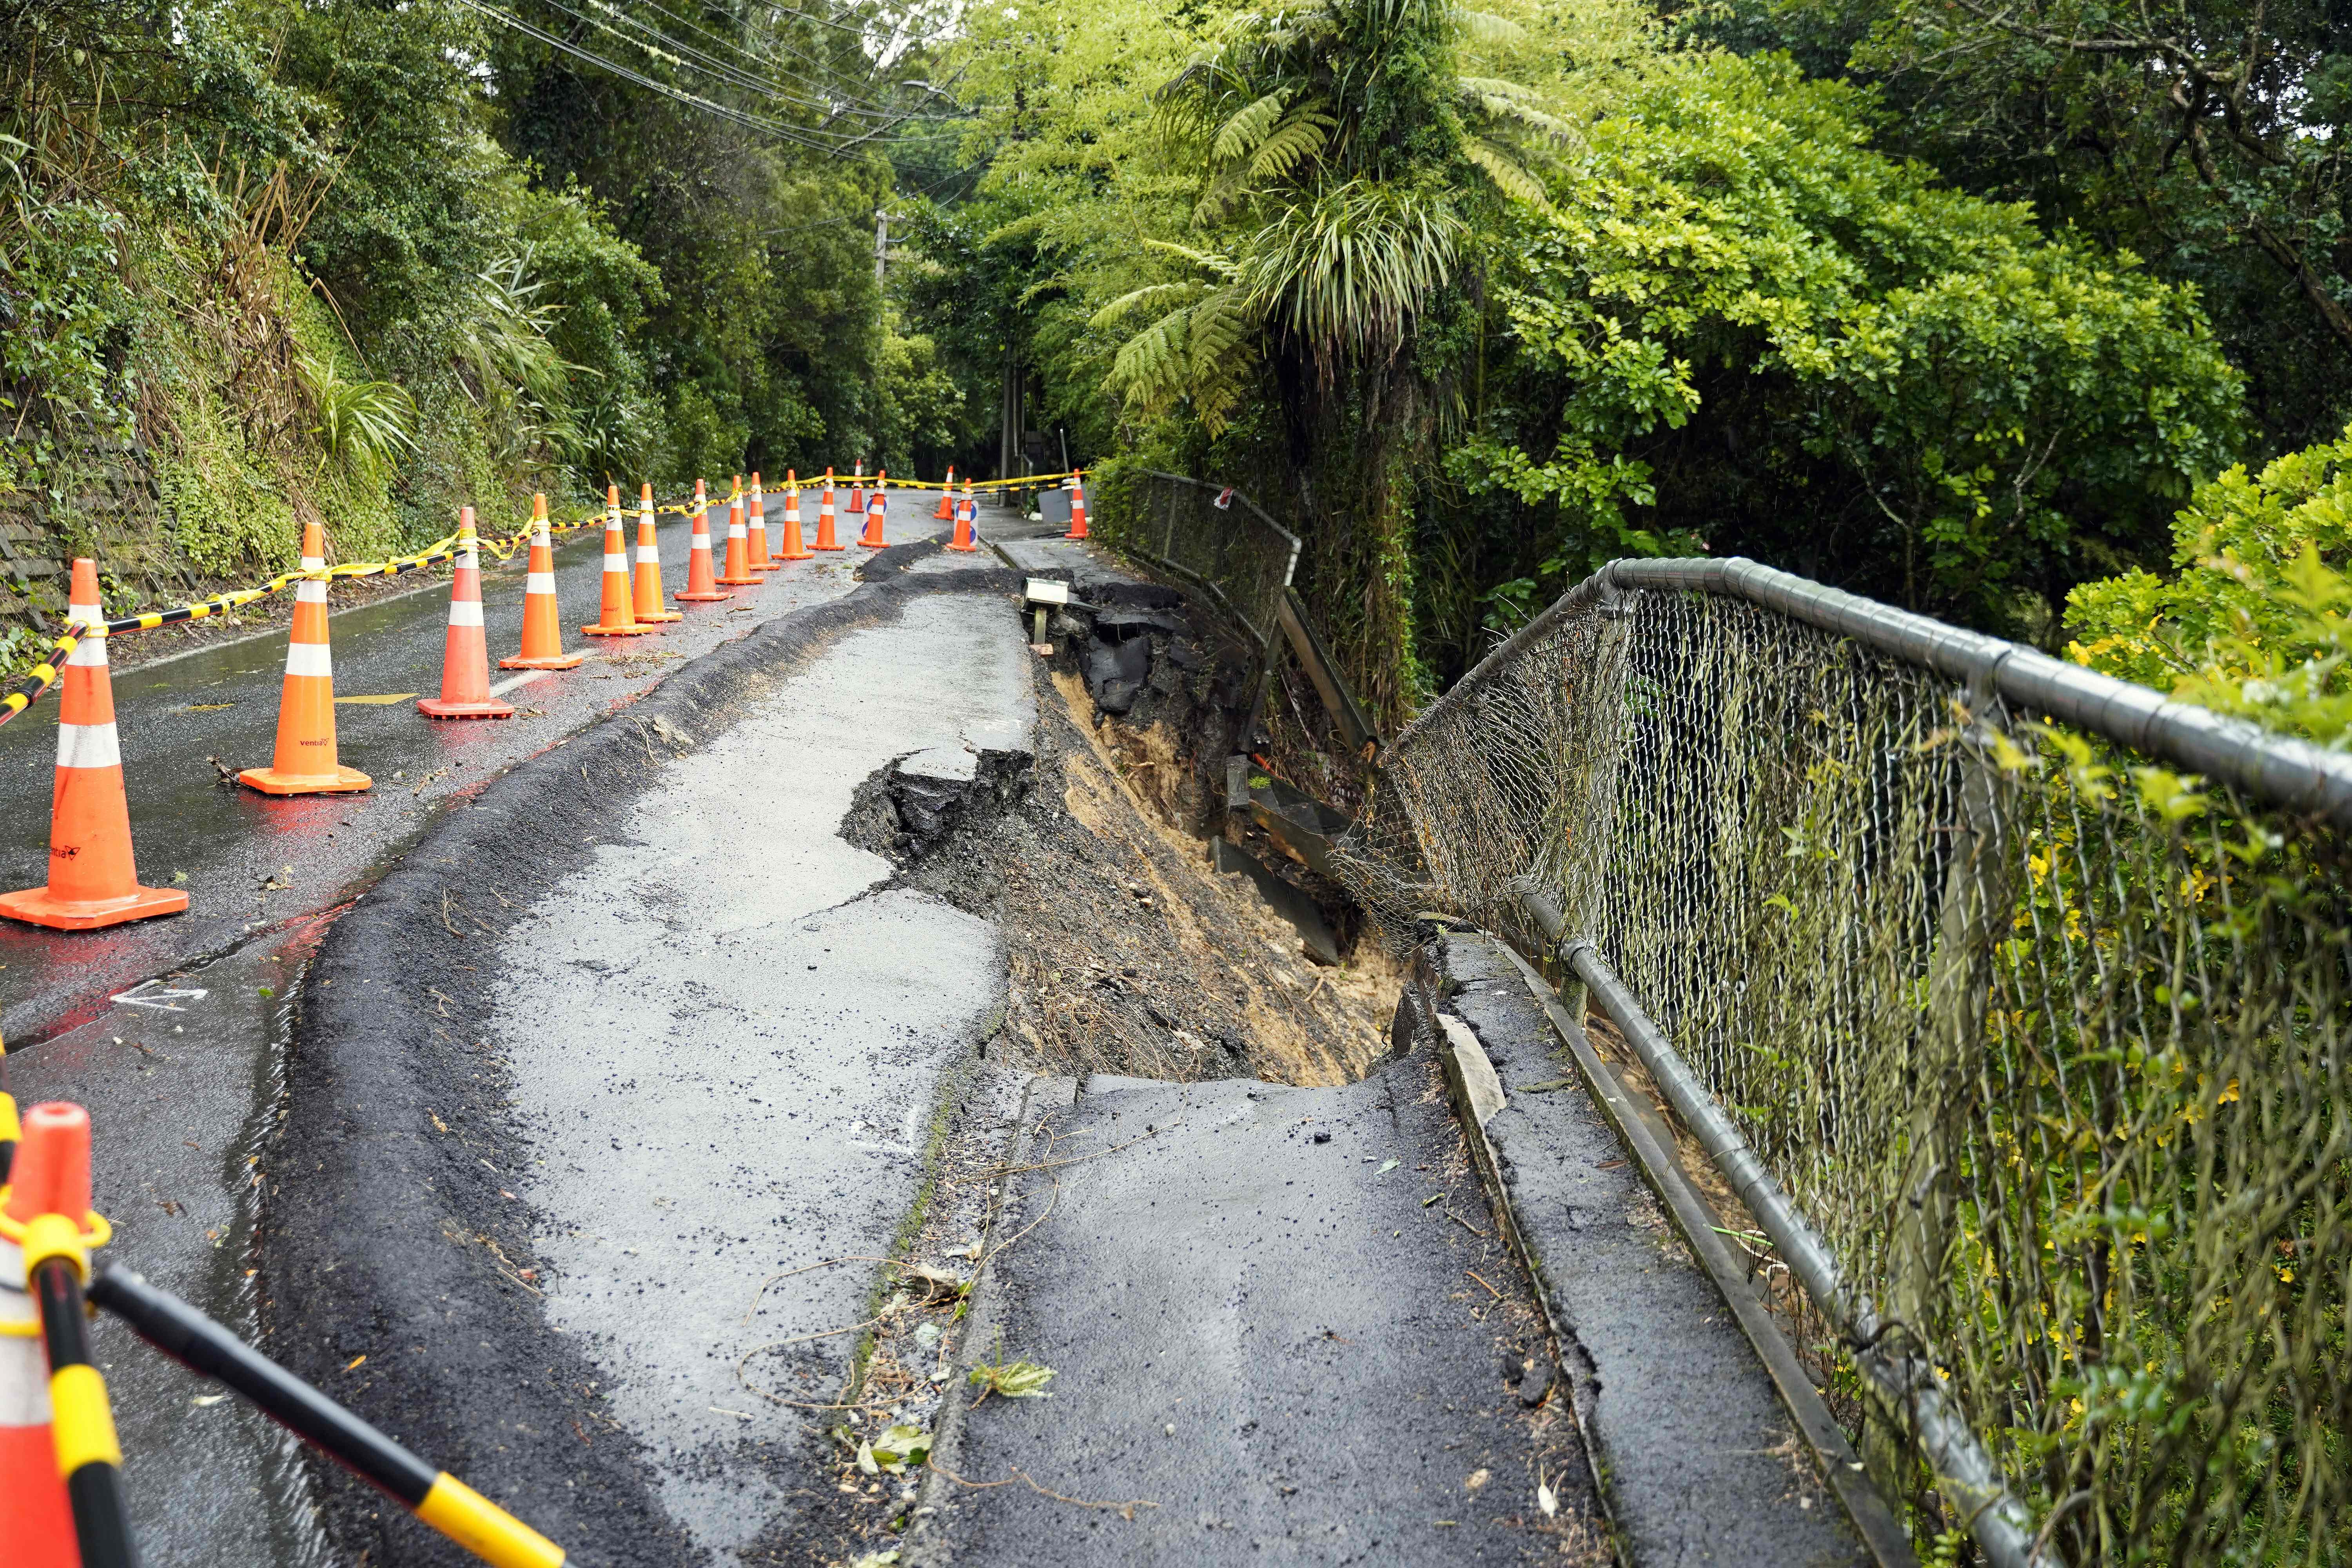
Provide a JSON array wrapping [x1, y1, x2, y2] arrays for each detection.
[[256, 503, 1875, 1568]]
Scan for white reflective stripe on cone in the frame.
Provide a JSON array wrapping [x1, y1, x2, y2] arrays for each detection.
[[730, 524, 747, 538], [285, 640, 332, 679], [459, 545, 479, 568], [57, 721, 122, 770], [301, 555, 325, 570], [296, 579, 328, 604], [636, 544, 659, 563], [689, 537, 711, 553], [527, 572, 557, 594], [603, 554, 628, 572], [0, 1239, 50, 1424], [66, 600, 109, 666], [448, 600, 484, 627], [536, 524, 551, 546]]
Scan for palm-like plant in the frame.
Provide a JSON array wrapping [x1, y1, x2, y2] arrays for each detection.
[[1094, 0, 1561, 717], [295, 346, 419, 472], [456, 247, 590, 463], [1098, 0, 1557, 426]]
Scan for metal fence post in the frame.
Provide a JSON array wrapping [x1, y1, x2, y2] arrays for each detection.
[[1867, 673, 2017, 1511], [1547, 585, 1634, 1022]]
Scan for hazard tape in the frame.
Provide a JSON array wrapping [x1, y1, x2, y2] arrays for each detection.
[[881, 470, 1079, 493], [0, 468, 1082, 725]]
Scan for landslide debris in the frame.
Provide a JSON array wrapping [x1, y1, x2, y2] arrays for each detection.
[[874, 587, 1399, 1088]]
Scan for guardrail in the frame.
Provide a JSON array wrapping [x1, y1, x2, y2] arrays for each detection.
[[1340, 555, 2352, 1566], [1100, 469, 1300, 652]]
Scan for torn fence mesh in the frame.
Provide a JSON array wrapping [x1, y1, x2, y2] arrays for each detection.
[[1337, 577, 2352, 1566]]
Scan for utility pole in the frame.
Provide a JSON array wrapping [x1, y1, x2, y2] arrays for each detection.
[[999, 348, 1024, 507], [873, 208, 889, 290]]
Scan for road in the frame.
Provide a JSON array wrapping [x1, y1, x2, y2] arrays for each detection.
[[0, 488, 960, 1565]]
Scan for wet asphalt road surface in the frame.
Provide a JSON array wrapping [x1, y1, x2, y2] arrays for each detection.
[[0, 499, 895, 1048], [497, 581, 1032, 1561], [1, 490, 957, 1566], [914, 1066, 1598, 1566]]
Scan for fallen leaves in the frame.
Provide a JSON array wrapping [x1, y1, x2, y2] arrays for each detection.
[[967, 1355, 1056, 1407]]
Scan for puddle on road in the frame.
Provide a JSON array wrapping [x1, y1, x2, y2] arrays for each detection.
[[7, 921, 337, 1568]]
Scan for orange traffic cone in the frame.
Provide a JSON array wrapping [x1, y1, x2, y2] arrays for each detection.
[[859, 472, 888, 548], [1064, 472, 1091, 540], [745, 472, 773, 572], [418, 508, 515, 720], [583, 488, 653, 636], [631, 483, 683, 623], [946, 481, 979, 552], [933, 466, 956, 520], [775, 470, 812, 561], [0, 1099, 94, 1565], [239, 526, 371, 797], [0, 562, 189, 929], [499, 493, 585, 670], [849, 460, 866, 518], [715, 493, 759, 586], [813, 470, 844, 551], [675, 480, 732, 603]]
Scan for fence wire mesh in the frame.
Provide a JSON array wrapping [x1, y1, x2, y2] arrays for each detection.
[[1096, 468, 1299, 648], [1343, 577, 2352, 1564]]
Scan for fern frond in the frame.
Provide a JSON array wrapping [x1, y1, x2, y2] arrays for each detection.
[[1464, 87, 1576, 140], [1109, 306, 1196, 404], [1140, 238, 1242, 280], [1210, 89, 1291, 164], [1194, 166, 1253, 228], [1248, 111, 1334, 183], [1187, 285, 1251, 364], [1461, 138, 1551, 209], [1090, 281, 1205, 328], [982, 211, 1054, 247], [1454, 8, 1525, 44]]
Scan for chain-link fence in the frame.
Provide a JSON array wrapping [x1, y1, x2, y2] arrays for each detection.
[[1094, 468, 1299, 650], [1341, 557, 2352, 1566]]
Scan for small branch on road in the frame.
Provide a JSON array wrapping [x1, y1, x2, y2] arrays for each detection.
[[929, 1459, 1160, 1520], [740, 1256, 904, 1327]]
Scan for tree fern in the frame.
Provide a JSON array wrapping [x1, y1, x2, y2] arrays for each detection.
[[1211, 89, 1292, 163], [1461, 138, 1550, 209]]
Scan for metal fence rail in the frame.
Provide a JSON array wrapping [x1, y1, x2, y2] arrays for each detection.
[[1340, 556, 2352, 1566], [1095, 468, 1299, 651]]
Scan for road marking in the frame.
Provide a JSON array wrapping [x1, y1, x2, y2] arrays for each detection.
[[112, 978, 210, 1012], [489, 670, 550, 696], [334, 693, 417, 705]]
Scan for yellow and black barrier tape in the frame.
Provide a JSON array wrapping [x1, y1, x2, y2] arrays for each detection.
[[0, 468, 1076, 724], [867, 469, 1078, 493], [91, 1267, 564, 1567], [30, 1222, 137, 1567]]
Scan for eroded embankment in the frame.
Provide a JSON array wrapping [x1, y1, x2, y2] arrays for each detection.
[[857, 588, 1402, 1089]]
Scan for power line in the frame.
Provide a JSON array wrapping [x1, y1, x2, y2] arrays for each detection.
[[457, 0, 855, 152], [524, 0, 887, 122]]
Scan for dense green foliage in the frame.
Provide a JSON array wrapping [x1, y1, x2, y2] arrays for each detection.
[[0, 0, 968, 611], [4, 0, 2347, 727], [2068, 428, 2352, 744], [926, 0, 2250, 711], [1695, 0, 2352, 457]]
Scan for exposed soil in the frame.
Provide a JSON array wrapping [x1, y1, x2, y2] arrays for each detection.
[[867, 660, 1402, 1088]]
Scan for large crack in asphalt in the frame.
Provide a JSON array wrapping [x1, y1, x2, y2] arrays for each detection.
[[265, 540, 1024, 1568]]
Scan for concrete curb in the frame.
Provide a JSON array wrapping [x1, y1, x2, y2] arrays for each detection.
[[901, 1074, 1078, 1566], [1424, 929, 1898, 1567]]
